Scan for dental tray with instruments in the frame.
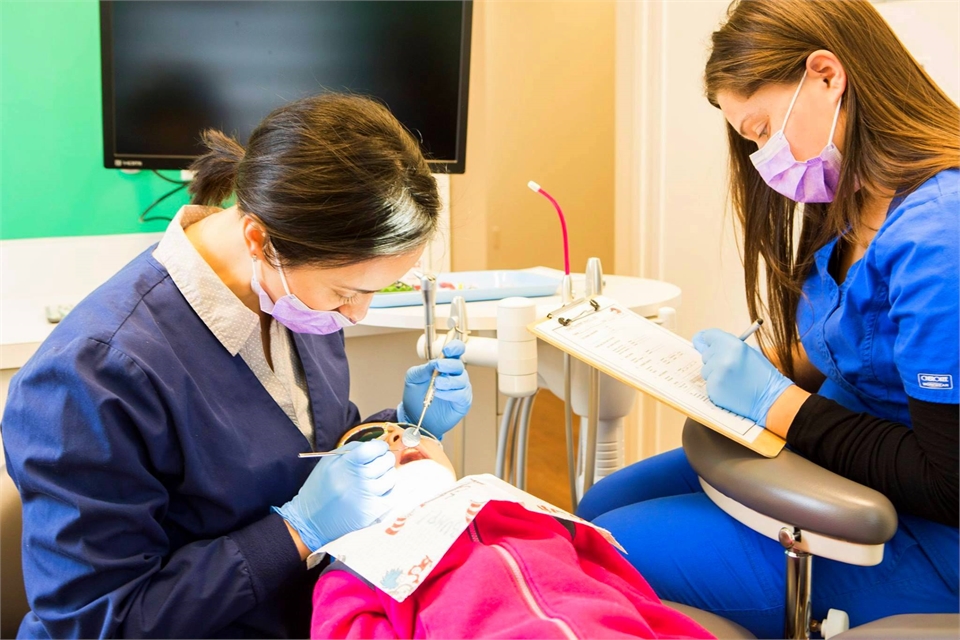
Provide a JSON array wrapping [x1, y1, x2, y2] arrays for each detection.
[[371, 270, 562, 308]]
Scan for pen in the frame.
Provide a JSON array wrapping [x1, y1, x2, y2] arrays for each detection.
[[737, 318, 764, 341]]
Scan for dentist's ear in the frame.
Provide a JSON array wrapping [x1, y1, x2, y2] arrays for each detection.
[[805, 49, 847, 96], [241, 214, 268, 261]]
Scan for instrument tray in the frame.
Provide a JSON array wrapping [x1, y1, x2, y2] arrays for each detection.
[[371, 270, 561, 308]]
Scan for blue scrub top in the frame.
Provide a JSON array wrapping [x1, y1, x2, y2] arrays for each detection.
[[797, 168, 959, 585], [1, 248, 394, 638]]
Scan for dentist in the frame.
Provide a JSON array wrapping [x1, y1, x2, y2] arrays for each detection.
[[2, 94, 471, 638], [578, 1, 958, 637]]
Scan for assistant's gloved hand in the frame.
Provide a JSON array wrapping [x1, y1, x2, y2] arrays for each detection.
[[274, 440, 396, 551], [692, 328, 793, 426], [397, 339, 472, 439]]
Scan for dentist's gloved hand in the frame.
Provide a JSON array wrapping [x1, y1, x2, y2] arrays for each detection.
[[692, 328, 793, 426], [274, 440, 396, 551], [398, 339, 472, 438]]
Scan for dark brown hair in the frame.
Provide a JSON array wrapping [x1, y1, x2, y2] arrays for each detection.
[[704, 0, 960, 377], [188, 93, 440, 268]]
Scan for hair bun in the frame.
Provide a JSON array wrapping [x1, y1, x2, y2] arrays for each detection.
[[187, 129, 245, 206]]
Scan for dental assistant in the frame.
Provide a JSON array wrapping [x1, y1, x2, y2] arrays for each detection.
[[1, 94, 472, 639], [578, 1, 959, 637]]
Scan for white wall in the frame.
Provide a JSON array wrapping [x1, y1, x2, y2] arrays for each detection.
[[616, 0, 743, 458], [449, 0, 616, 274], [875, 1, 960, 104]]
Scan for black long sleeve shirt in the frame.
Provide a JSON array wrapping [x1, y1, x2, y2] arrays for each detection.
[[788, 394, 959, 527]]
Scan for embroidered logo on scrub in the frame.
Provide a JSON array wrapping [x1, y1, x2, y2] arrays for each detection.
[[918, 374, 954, 390]]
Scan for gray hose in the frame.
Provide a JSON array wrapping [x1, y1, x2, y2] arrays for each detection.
[[496, 397, 519, 480], [514, 393, 537, 490]]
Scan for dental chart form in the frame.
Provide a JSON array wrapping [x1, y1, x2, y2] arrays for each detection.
[[529, 296, 785, 457]]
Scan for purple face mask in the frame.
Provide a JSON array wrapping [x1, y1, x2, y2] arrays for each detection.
[[750, 71, 844, 203], [251, 258, 356, 335]]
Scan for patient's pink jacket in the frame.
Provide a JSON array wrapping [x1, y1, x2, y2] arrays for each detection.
[[311, 500, 714, 639]]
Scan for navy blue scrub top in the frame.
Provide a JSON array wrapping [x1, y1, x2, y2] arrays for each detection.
[[797, 168, 959, 585], [1, 248, 394, 638]]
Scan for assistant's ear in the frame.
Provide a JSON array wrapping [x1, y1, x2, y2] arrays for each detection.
[[806, 50, 846, 98], [241, 214, 267, 260]]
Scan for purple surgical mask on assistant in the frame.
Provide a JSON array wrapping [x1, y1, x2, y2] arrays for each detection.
[[251, 258, 356, 335], [749, 71, 844, 203]]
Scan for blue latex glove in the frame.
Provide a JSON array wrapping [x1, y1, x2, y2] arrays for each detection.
[[273, 440, 396, 551], [692, 328, 793, 426], [397, 339, 472, 438]]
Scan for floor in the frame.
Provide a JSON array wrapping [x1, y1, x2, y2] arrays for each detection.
[[510, 390, 580, 512]]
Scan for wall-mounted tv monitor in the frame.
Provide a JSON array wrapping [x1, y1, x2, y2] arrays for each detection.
[[100, 1, 472, 172]]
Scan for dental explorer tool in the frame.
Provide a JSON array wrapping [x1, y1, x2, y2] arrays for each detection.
[[402, 369, 438, 448], [403, 314, 459, 448], [297, 450, 346, 458]]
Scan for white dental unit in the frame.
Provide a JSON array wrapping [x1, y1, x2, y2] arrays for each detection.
[[377, 180, 684, 504], [353, 260, 680, 504]]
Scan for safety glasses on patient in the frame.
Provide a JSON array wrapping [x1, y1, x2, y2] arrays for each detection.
[[338, 423, 440, 448], [342, 425, 387, 444], [298, 422, 439, 458]]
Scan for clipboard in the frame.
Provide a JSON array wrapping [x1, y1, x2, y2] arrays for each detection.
[[529, 296, 785, 458]]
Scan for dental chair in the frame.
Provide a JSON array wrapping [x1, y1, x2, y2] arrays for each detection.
[[1, 465, 28, 639], [668, 418, 959, 640]]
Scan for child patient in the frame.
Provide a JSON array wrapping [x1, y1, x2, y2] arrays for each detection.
[[310, 423, 714, 639]]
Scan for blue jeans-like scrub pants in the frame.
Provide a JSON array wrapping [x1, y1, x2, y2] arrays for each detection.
[[576, 448, 959, 639]]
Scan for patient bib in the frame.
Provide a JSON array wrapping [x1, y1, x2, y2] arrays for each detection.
[[310, 474, 624, 602]]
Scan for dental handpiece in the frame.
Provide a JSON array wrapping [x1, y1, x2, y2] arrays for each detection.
[[421, 274, 438, 361], [404, 274, 440, 448]]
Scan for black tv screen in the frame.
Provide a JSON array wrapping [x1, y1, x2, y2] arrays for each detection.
[[100, 1, 471, 172]]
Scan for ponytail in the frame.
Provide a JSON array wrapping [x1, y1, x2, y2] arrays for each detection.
[[188, 129, 245, 206]]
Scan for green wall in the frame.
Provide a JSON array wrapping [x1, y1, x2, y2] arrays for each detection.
[[1, 0, 189, 240]]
